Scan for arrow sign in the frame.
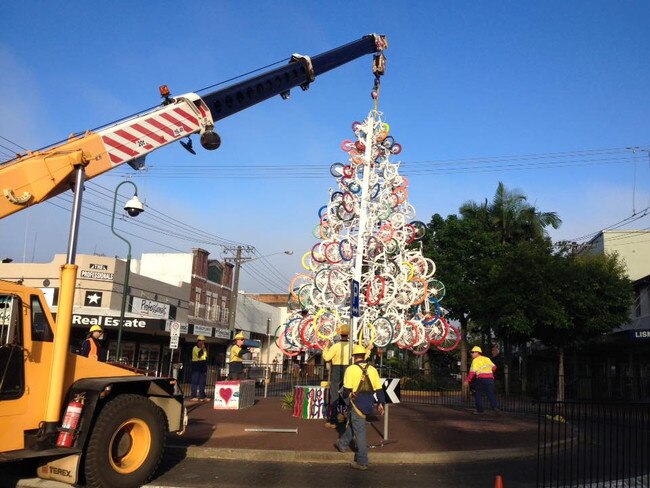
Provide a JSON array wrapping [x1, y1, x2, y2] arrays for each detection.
[[381, 378, 401, 404]]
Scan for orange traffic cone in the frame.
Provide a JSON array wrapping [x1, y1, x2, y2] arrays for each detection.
[[494, 475, 504, 488]]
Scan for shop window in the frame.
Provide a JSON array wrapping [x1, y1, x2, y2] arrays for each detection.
[[107, 341, 135, 363], [137, 344, 161, 375], [31, 295, 53, 342], [0, 295, 25, 399]]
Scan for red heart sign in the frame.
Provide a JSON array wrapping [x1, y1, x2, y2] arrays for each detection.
[[219, 387, 233, 404]]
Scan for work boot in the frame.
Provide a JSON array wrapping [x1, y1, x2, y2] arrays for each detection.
[[350, 462, 368, 471], [334, 443, 349, 453]]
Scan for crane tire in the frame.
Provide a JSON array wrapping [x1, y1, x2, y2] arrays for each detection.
[[84, 394, 166, 488]]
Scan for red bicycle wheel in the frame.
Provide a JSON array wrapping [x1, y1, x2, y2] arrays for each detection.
[[436, 321, 460, 352]]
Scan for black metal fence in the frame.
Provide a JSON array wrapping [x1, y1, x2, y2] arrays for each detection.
[[536, 401, 650, 487], [107, 358, 650, 413]]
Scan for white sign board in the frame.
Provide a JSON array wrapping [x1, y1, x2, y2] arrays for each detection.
[[132, 297, 170, 319], [168, 321, 181, 350], [193, 324, 213, 337], [165, 320, 188, 335], [213, 327, 231, 339], [170, 321, 181, 338]]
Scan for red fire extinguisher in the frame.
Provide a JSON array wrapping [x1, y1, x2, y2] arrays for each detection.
[[56, 393, 85, 448]]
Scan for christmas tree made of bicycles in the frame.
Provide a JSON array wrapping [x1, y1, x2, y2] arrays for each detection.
[[278, 111, 460, 358]]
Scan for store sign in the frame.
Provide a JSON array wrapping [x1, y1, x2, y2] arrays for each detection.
[[213, 327, 231, 339], [71, 314, 164, 332], [132, 297, 169, 319], [80, 269, 114, 281], [165, 320, 189, 335], [193, 324, 213, 337], [84, 291, 103, 307], [630, 329, 650, 341]]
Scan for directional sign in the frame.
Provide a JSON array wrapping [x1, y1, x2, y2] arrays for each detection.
[[351, 279, 360, 317], [381, 378, 401, 404]]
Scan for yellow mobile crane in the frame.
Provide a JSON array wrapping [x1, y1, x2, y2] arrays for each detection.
[[0, 34, 387, 487]]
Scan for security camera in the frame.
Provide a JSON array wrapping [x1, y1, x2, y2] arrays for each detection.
[[124, 195, 144, 217]]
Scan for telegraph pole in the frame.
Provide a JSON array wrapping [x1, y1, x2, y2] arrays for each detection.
[[223, 245, 255, 336]]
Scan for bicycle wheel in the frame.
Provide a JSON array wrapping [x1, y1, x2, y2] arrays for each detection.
[[429, 279, 446, 301], [372, 317, 394, 348], [410, 337, 431, 356], [427, 317, 448, 346], [436, 321, 460, 352]]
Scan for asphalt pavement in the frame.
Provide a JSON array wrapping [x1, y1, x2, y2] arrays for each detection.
[[3, 398, 541, 487]]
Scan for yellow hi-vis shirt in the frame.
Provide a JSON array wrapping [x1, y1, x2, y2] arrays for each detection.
[[467, 355, 496, 382], [230, 344, 244, 363], [342, 361, 384, 417], [192, 346, 207, 363], [322, 340, 350, 366]]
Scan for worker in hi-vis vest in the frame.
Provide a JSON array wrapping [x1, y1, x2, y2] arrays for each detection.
[[228, 331, 248, 380], [322, 323, 351, 428], [80, 325, 104, 361], [190, 335, 209, 401]]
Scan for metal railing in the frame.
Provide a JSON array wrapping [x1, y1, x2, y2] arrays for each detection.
[[536, 401, 650, 487]]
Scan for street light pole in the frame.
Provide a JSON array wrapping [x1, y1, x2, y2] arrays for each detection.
[[111, 180, 144, 361], [264, 317, 271, 398]]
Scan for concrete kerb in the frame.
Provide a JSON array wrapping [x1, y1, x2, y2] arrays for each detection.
[[12, 446, 539, 488], [168, 444, 538, 464]]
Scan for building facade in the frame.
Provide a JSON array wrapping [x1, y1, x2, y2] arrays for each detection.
[[137, 249, 234, 377], [0, 254, 190, 375]]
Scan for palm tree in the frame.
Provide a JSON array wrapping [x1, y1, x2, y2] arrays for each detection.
[[461, 182, 562, 244]]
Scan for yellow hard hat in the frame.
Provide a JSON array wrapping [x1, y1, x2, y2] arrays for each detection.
[[89, 325, 102, 333], [471, 346, 482, 353], [197, 335, 206, 341], [234, 332, 245, 340], [352, 344, 367, 356], [337, 323, 350, 336]]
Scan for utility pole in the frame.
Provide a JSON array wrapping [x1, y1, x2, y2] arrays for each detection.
[[223, 245, 255, 336]]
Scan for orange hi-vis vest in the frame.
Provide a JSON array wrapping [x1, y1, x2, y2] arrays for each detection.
[[88, 339, 98, 360]]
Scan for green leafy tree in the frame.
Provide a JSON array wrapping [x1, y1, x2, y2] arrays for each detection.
[[537, 251, 632, 400], [422, 213, 500, 392]]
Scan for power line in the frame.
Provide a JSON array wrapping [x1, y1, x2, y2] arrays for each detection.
[[103, 146, 649, 180]]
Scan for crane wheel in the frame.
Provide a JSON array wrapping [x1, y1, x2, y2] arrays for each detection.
[[84, 394, 166, 488]]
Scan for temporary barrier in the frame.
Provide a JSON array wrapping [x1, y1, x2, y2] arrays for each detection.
[[213, 380, 255, 410], [293, 385, 328, 419]]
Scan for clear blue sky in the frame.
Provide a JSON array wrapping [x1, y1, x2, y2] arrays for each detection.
[[1, 1, 649, 292]]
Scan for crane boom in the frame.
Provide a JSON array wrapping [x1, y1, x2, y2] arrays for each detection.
[[0, 34, 386, 220]]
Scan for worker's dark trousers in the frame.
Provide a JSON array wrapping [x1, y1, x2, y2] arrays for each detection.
[[191, 368, 207, 399], [473, 377, 498, 412], [328, 366, 344, 423]]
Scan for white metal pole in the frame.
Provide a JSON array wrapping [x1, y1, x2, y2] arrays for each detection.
[[264, 317, 271, 398], [350, 112, 376, 364], [384, 404, 389, 441]]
